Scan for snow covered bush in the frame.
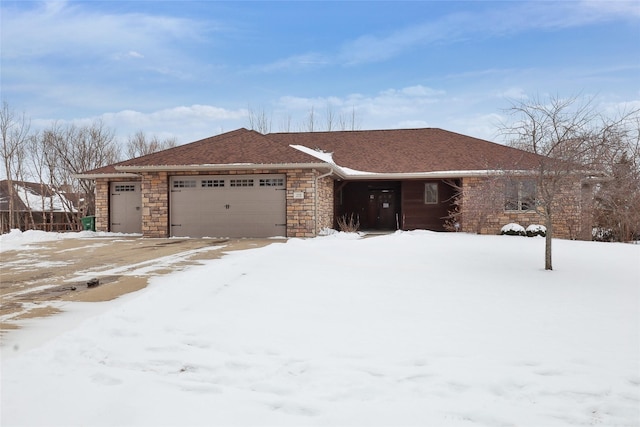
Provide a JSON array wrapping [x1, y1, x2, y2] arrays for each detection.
[[592, 227, 615, 242], [500, 223, 526, 236], [526, 224, 547, 237]]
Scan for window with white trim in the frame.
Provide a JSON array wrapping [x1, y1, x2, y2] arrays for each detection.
[[505, 179, 536, 211], [424, 182, 438, 204]]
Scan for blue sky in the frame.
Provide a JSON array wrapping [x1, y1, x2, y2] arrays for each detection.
[[2, 0, 639, 147]]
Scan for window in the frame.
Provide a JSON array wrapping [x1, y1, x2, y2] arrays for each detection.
[[259, 178, 284, 187], [173, 180, 196, 188], [230, 179, 254, 187], [424, 182, 438, 204], [202, 179, 225, 188], [114, 184, 136, 192], [505, 180, 536, 211]]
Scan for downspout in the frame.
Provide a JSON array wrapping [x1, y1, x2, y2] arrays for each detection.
[[314, 168, 334, 236]]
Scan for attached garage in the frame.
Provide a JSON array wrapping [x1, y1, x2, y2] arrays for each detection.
[[169, 174, 287, 238], [109, 182, 142, 234]]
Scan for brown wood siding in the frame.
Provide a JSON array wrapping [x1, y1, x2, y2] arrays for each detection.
[[401, 180, 456, 231], [335, 181, 400, 230]]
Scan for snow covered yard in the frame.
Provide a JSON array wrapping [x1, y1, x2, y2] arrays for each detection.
[[1, 231, 639, 426]]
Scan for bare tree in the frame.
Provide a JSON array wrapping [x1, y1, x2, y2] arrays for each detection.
[[591, 119, 640, 242], [501, 94, 639, 269], [247, 105, 272, 134], [301, 106, 316, 132], [338, 106, 361, 131], [125, 130, 177, 159], [28, 131, 53, 230], [501, 95, 595, 270], [0, 101, 31, 231], [44, 120, 120, 220], [324, 104, 335, 131], [278, 114, 293, 133], [444, 176, 507, 234]]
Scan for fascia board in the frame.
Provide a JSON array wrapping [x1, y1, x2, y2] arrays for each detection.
[[73, 172, 141, 180], [337, 170, 540, 180], [114, 163, 335, 173]]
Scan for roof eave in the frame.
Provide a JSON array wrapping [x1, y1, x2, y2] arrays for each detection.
[[114, 163, 335, 173], [336, 169, 540, 180], [73, 172, 141, 180]]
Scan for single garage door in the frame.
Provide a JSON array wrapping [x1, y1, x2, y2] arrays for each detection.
[[170, 174, 286, 238], [110, 182, 142, 234]]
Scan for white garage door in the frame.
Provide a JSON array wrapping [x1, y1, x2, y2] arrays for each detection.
[[170, 174, 286, 238], [110, 182, 142, 234]]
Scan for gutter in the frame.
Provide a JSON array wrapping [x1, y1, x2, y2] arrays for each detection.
[[114, 163, 335, 173], [73, 172, 140, 180]]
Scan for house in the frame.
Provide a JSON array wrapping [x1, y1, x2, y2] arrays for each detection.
[[77, 128, 591, 239], [0, 180, 80, 233]]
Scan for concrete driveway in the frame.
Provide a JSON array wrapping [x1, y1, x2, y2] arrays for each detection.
[[0, 236, 282, 333]]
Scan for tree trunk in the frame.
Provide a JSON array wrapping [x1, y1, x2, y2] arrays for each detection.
[[545, 216, 553, 271]]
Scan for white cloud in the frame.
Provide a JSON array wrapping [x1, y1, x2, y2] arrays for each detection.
[[251, 53, 330, 73], [495, 87, 529, 100], [1, 1, 207, 60], [30, 105, 249, 148], [262, 1, 640, 69]]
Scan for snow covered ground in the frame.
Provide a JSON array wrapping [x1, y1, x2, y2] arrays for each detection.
[[1, 230, 639, 426]]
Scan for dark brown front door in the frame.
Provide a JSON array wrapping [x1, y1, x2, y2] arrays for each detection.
[[368, 190, 397, 229]]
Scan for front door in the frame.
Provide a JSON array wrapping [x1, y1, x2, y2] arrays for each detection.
[[367, 190, 397, 229]]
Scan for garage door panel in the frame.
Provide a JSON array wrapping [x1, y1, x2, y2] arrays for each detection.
[[110, 182, 142, 234], [170, 174, 286, 238]]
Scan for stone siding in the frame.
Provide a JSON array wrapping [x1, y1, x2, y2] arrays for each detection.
[[459, 176, 586, 240], [140, 171, 169, 238], [316, 175, 334, 232], [94, 179, 110, 232]]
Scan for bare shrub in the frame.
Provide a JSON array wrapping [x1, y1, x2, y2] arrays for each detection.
[[337, 213, 360, 232]]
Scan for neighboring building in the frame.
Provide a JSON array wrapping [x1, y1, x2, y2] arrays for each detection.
[[77, 128, 592, 239], [0, 180, 79, 233]]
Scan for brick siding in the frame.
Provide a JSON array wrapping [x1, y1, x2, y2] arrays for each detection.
[[459, 176, 587, 239]]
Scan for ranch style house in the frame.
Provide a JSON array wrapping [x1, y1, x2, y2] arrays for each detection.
[[78, 128, 593, 240]]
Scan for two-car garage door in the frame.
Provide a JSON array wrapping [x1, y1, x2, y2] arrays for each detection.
[[170, 174, 286, 238]]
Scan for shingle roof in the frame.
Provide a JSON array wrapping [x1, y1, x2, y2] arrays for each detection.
[[271, 128, 542, 173], [120, 128, 320, 167], [81, 127, 545, 176]]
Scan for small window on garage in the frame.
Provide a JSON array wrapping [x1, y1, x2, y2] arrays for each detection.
[[424, 182, 438, 204], [114, 184, 136, 192], [259, 178, 284, 187], [230, 179, 254, 187], [202, 179, 225, 188], [173, 180, 196, 188]]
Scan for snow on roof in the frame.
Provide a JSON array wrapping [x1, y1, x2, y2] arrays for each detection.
[[13, 183, 77, 213], [289, 144, 373, 176]]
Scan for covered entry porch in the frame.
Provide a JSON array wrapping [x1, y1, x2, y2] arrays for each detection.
[[334, 179, 459, 232]]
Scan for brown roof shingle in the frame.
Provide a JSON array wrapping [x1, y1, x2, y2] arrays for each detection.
[[82, 127, 545, 176], [119, 128, 320, 167], [270, 128, 542, 173]]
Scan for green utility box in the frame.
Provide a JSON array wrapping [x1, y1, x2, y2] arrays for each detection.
[[81, 216, 95, 231]]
